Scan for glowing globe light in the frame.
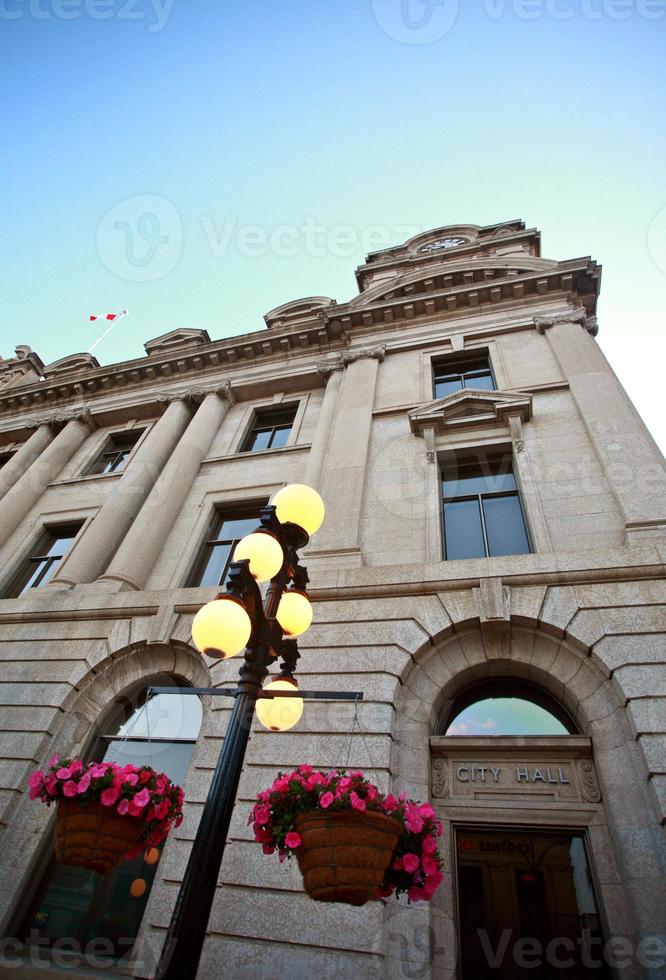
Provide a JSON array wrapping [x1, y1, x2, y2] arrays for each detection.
[[276, 590, 313, 637], [256, 677, 304, 732], [271, 484, 325, 536], [130, 878, 147, 898], [233, 532, 283, 583], [144, 847, 160, 866], [192, 598, 252, 659]]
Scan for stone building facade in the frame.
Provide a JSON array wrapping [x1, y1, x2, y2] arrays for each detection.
[[0, 220, 664, 979]]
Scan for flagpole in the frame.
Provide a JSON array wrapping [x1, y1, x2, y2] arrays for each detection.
[[87, 309, 128, 355]]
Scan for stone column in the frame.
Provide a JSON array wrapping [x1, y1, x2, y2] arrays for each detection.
[[303, 358, 344, 491], [97, 386, 233, 591], [52, 398, 193, 587], [308, 345, 385, 566], [538, 310, 666, 535], [0, 423, 54, 500], [0, 414, 93, 548]]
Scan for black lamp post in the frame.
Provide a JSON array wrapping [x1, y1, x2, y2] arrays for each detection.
[[153, 488, 362, 980]]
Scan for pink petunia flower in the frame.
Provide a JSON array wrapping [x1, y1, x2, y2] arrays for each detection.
[[56, 767, 72, 780], [403, 853, 420, 874], [28, 771, 43, 789], [419, 804, 435, 819], [320, 792, 334, 809], [422, 856, 438, 875], [262, 844, 275, 855], [254, 805, 271, 826], [117, 798, 130, 815], [101, 787, 120, 807], [123, 773, 139, 787], [77, 774, 91, 795], [285, 832, 302, 849], [62, 781, 78, 798], [422, 835, 437, 854], [350, 792, 366, 812]]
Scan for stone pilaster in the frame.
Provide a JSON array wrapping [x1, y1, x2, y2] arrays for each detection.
[[0, 423, 54, 500], [307, 346, 385, 566], [303, 357, 344, 491], [541, 316, 666, 537], [52, 398, 193, 587], [0, 413, 93, 548], [97, 386, 233, 591]]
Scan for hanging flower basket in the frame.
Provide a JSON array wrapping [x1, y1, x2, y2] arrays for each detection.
[[250, 767, 444, 905], [293, 809, 401, 905], [28, 758, 185, 874]]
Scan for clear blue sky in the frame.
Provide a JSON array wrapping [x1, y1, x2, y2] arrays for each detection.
[[2, 0, 665, 450]]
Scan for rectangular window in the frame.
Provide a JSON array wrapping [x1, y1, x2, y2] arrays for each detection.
[[442, 453, 530, 560], [5, 524, 83, 597], [433, 353, 495, 399], [241, 406, 297, 453], [85, 430, 144, 475], [187, 508, 262, 588]]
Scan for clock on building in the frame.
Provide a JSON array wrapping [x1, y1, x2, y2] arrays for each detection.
[[419, 237, 467, 253]]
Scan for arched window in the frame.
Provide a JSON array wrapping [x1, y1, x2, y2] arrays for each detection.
[[439, 679, 578, 736], [17, 675, 202, 964]]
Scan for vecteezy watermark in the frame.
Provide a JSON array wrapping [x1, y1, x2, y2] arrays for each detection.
[[0, 0, 176, 31], [200, 216, 422, 260], [476, 929, 666, 972], [371, 0, 459, 43], [647, 204, 666, 276], [96, 197, 424, 281], [482, 0, 665, 20], [0, 933, 146, 971], [96, 194, 183, 283]]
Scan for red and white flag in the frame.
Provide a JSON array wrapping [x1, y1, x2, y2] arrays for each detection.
[[89, 311, 126, 322], [86, 309, 129, 354]]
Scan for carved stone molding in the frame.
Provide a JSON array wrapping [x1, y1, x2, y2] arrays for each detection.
[[410, 389, 533, 438], [577, 759, 601, 803], [432, 758, 449, 799], [534, 307, 597, 336], [341, 343, 387, 366]]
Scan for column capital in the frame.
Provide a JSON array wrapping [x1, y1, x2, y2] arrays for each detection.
[[157, 381, 234, 409], [534, 307, 597, 336], [316, 356, 344, 379], [187, 380, 235, 407], [27, 408, 96, 430], [340, 343, 387, 366]]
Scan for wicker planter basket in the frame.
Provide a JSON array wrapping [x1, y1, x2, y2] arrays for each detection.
[[294, 810, 400, 906], [54, 799, 143, 874]]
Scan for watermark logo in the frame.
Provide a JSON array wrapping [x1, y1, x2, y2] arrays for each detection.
[[647, 204, 666, 276], [371, 0, 459, 43], [96, 194, 182, 283], [0, 0, 176, 31]]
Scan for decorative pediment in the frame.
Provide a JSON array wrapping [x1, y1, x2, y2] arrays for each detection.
[[409, 389, 533, 437], [43, 352, 100, 379], [264, 296, 336, 330], [144, 329, 211, 356], [0, 346, 44, 390]]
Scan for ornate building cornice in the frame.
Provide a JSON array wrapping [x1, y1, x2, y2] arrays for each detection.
[[534, 306, 598, 336]]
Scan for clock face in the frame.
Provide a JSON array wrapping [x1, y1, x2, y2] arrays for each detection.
[[419, 237, 467, 253]]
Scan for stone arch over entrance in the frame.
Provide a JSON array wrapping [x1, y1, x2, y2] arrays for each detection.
[[386, 620, 664, 980], [0, 640, 210, 937]]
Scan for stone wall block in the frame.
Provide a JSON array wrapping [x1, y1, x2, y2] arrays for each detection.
[[197, 936, 382, 980], [437, 590, 478, 629], [626, 698, 666, 740], [638, 735, 666, 776], [509, 584, 548, 625], [539, 585, 579, 636]]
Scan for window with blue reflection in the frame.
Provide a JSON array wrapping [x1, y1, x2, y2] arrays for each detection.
[[442, 454, 531, 560]]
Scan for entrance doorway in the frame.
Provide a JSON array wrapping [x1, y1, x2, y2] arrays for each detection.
[[456, 828, 609, 979]]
